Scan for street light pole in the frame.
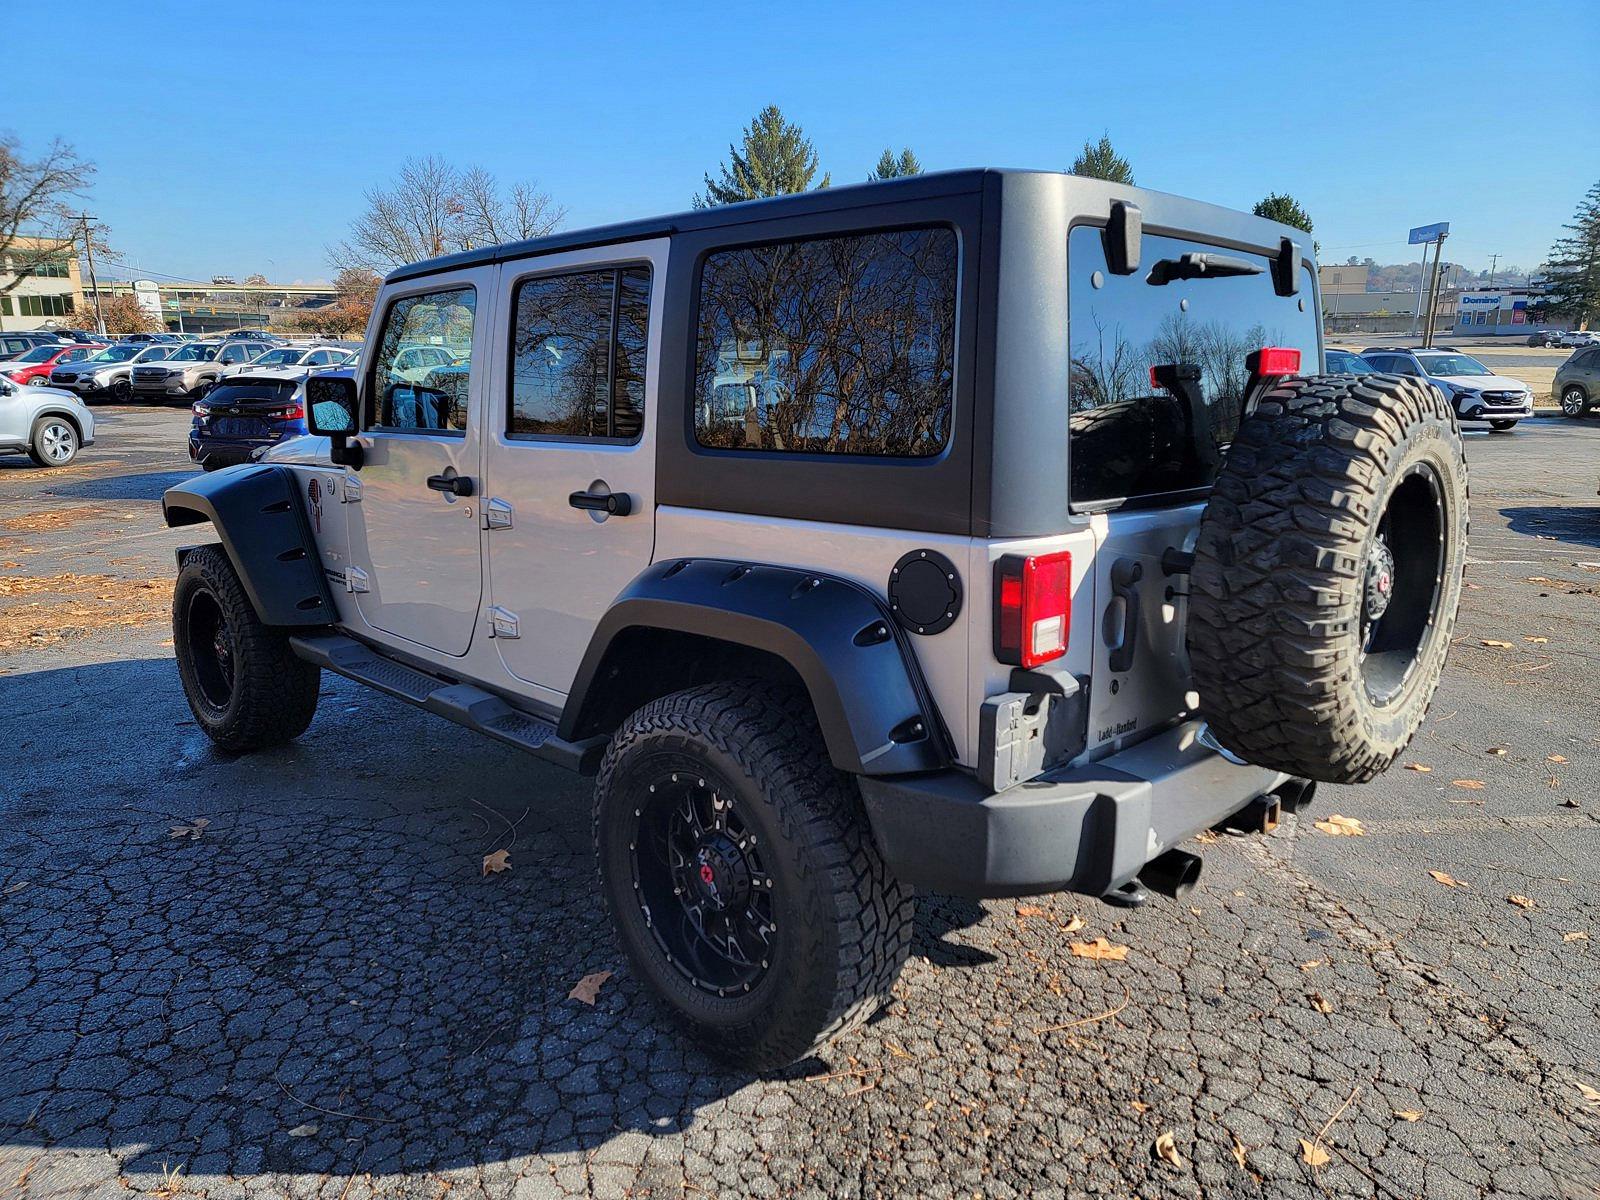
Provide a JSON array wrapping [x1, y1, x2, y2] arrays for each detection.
[[71, 214, 105, 337]]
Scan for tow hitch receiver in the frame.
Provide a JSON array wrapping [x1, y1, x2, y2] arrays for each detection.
[[1224, 793, 1282, 835]]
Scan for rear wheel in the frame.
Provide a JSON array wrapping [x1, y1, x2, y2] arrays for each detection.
[[1187, 374, 1468, 784], [595, 680, 913, 1069], [1560, 386, 1589, 417], [172, 545, 320, 751], [1489, 420, 1517, 431], [27, 416, 79, 468]]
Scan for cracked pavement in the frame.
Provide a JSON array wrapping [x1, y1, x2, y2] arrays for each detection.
[[3, 407, 1599, 1198]]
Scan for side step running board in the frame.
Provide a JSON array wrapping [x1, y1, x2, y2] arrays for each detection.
[[288, 633, 606, 774]]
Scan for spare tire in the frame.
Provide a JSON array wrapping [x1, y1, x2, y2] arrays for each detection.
[[1187, 373, 1468, 784]]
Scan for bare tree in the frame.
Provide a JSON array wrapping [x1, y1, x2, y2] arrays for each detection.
[[278, 267, 382, 339], [331, 156, 565, 273], [0, 134, 99, 296]]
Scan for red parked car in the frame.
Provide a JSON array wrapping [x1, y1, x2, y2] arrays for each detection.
[[4, 342, 106, 387]]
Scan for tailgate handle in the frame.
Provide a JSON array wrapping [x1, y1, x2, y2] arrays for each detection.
[[1105, 557, 1143, 674]]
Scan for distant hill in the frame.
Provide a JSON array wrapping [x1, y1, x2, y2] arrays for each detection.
[[1336, 257, 1533, 293]]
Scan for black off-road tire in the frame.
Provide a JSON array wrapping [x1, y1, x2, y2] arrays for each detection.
[[172, 544, 320, 752], [1187, 374, 1468, 784], [594, 680, 914, 1070]]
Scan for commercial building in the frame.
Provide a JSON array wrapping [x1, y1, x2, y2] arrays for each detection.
[[87, 278, 338, 335], [1452, 287, 1549, 338], [0, 238, 86, 331], [1319, 264, 1370, 295], [1322, 288, 1458, 336]]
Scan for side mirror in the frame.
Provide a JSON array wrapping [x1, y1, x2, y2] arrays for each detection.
[[305, 375, 363, 468]]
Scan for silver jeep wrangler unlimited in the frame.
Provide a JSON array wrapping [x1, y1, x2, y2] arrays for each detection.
[[163, 170, 1467, 1068]]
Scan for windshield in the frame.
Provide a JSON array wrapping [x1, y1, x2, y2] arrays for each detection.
[[1418, 354, 1492, 377], [134, 346, 174, 362], [88, 345, 142, 363], [168, 344, 218, 363], [252, 348, 306, 366], [1326, 350, 1378, 374], [19, 346, 58, 363]]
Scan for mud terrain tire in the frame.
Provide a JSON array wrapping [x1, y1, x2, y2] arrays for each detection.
[[1187, 374, 1468, 784]]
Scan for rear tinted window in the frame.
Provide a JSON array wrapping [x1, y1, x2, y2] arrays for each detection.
[[205, 381, 298, 406], [693, 227, 958, 458], [1068, 226, 1318, 507]]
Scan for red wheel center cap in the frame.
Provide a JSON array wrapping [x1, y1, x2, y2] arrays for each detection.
[[699, 863, 716, 888], [1378, 572, 1392, 595]]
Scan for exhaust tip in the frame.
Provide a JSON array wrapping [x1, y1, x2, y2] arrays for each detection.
[[1140, 848, 1203, 899]]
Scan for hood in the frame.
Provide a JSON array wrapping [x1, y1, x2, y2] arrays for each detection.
[[2, 382, 79, 404], [1432, 374, 1528, 391]]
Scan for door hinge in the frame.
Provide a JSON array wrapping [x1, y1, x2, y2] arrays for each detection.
[[487, 605, 520, 639], [342, 474, 363, 503], [484, 497, 513, 530], [345, 565, 370, 594]]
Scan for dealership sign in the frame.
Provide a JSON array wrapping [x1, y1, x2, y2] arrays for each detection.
[[1408, 222, 1450, 244]]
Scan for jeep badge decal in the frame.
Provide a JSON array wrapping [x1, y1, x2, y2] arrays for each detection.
[[307, 477, 322, 534]]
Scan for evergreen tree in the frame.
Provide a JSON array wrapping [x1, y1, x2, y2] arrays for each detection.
[[869, 147, 923, 181], [696, 106, 829, 208], [1069, 134, 1134, 184], [1252, 192, 1314, 236], [1539, 180, 1600, 329]]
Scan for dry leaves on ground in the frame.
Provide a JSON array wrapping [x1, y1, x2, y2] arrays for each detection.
[[1429, 870, 1467, 888], [1451, 779, 1487, 790], [1130, 1100, 1151, 1114], [1313, 814, 1366, 836], [568, 970, 612, 1005], [1300, 959, 1324, 972], [1524, 636, 1550, 644], [1308, 993, 1333, 1014], [1393, 1110, 1424, 1122], [1578, 1083, 1600, 1107], [1299, 1138, 1332, 1168], [481, 849, 511, 875], [1507, 894, 1536, 909], [1548, 754, 1569, 764], [1015, 904, 1045, 918], [1563, 931, 1589, 942], [0, 575, 174, 652], [1069, 937, 1129, 962], [1404, 763, 1433, 773], [1230, 1135, 1249, 1169], [1061, 914, 1085, 933], [1152, 1131, 1183, 1168], [167, 818, 209, 841], [1479, 639, 1514, 649]]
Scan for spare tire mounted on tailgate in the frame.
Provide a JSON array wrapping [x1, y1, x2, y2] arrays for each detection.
[[1187, 373, 1468, 784]]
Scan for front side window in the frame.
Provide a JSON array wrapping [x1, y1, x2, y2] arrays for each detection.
[[693, 227, 958, 457], [1068, 226, 1319, 506], [370, 287, 476, 433], [508, 265, 651, 440]]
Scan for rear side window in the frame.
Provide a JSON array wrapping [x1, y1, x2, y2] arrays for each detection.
[[693, 227, 958, 457], [507, 265, 651, 441], [1068, 226, 1318, 507]]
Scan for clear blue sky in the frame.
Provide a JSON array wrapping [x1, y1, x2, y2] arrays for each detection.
[[9, 1, 1594, 284]]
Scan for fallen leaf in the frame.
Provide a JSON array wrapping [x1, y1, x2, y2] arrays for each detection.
[[481, 849, 511, 876], [1479, 639, 1514, 649], [1299, 1138, 1331, 1168], [1524, 636, 1549, 644], [1192, 829, 1219, 844], [1429, 870, 1466, 888], [1308, 992, 1333, 1014], [1404, 763, 1433, 773], [568, 970, 612, 1005], [1561, 797, 1580, 809], [1563, 931, 1589, 942], [287, 1123, 319, 1137], [1507, 894, 1536, 909], [1230, 1135, 1249, 1169], [1015, 904, 1045, 918], [1485, 747, 1508, 757], [1130, 1099, 1151, 1114], [1393, 1109, 1424, 1122], [885, 1041, 912, 1059], [1548, 754, 1569, 764], [1153, 1130, 1183, 1168], [1451, 779, 1486, 790], [1069, 937, 1129, 962], [168, 818, 210, 841], [1579, 1083, 1600, 1106], [1061, 914, 1085, 933], [1300, 959, 1324, 972], [1312, 814, 1366, 836]]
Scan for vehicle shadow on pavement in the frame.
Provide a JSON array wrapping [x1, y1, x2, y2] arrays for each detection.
[[0, 657, 987, 1187], [32, 468, 200, 502], [1501, 504, 1600, 549]]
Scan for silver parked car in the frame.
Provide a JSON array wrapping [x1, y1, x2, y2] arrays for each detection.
[[218, 342, 357, 380], [130, 338, 272, 404], [0, 377, 95, 467], [50, 342, 177, 404]]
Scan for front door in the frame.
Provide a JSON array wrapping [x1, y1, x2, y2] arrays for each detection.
[[343, 269, 493, 657], [481, 241, 665, 698]]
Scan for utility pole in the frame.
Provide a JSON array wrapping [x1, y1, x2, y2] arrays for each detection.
[[1411, 240, 1433, 338], [70, 214, 105, 336], [1487, 254, 1499, 288], [1422, 232, 1448, 348]]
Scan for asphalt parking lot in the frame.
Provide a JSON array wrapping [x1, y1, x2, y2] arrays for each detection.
[[3, 407, 1599, 1200]]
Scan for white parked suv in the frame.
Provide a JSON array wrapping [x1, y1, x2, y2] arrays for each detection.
[[162, 171, 1467, 1067], [0, 376, 95, 467], [1360, 347, 1534, 431], [131, 338, 274, 404], [218, 342, 356, 380]]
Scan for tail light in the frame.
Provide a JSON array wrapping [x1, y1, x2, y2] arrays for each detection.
[[994, 551, 1072, 668], [1247, 346, 1301, 376], [264, 404, 303, 420]]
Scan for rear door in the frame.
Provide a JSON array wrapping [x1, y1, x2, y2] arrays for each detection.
[[480, 240, 665, 698], [1066, 224, 1319, 757], [340, 268, 493, 658]]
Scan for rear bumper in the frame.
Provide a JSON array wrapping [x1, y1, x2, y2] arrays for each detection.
[[189, 435, 275, 467], [859, 719, 1292, 899]]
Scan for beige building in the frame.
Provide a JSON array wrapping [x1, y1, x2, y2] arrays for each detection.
[[0, 236, 86, 331], [1319, 264, 1370, 295]]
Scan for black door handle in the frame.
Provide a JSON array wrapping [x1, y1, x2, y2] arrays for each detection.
[[426, 473, 474, 496], [568, 489, 632, 517]]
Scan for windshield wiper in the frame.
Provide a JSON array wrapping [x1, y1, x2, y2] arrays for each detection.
[[1147, 252, 1263, 285]]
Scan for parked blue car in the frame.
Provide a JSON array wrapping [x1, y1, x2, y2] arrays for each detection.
[[188, 364, 355, 470]]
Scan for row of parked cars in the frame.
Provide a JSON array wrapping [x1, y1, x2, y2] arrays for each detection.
[[1527, 329, 1599, 349]]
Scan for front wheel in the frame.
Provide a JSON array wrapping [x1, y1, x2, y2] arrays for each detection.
[[1489, 420, 1518, 431], [26, 376, 47, 387], [172, 545, 320, 751], [110, 378, 132, 404], [1560, 386, 1590, 418], [595, 680, 914, 1070], [28, 415, 79, 467]]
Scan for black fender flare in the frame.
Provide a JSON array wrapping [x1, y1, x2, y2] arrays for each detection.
[[162, 465, 335, 626], [560, 558, 952, 777]]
